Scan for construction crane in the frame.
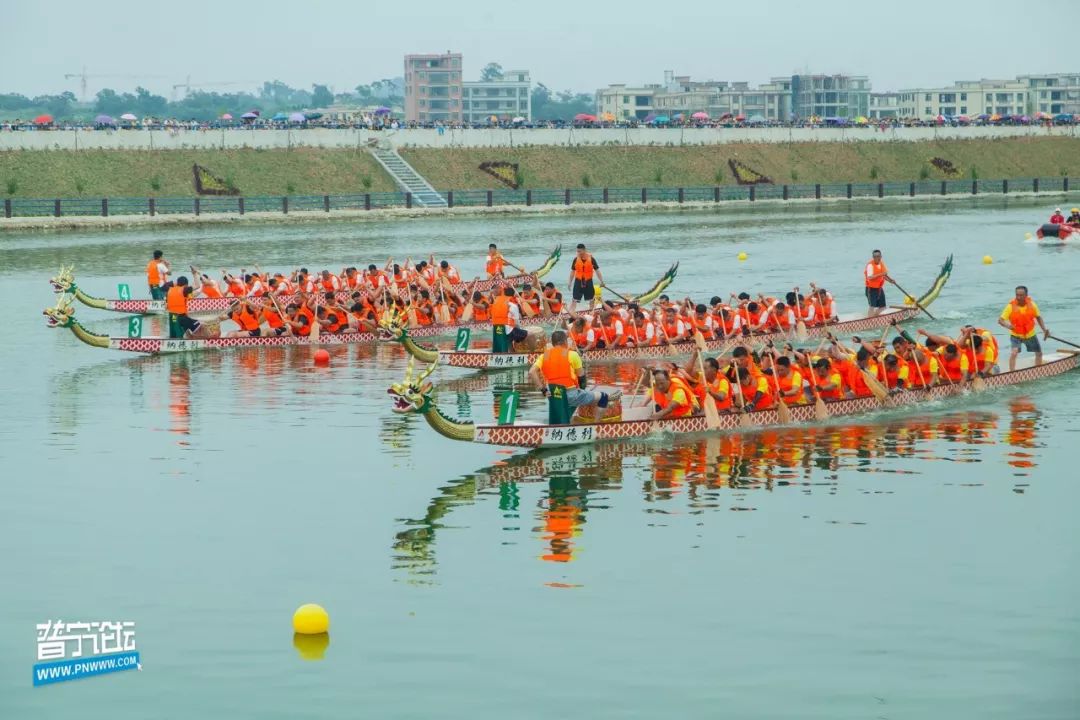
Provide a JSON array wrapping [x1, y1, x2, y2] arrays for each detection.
[[171, 77, 259, 101], [63, 67, 168, 102]]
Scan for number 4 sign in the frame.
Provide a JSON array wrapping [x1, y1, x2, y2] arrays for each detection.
[[117, 283, 131, 301]]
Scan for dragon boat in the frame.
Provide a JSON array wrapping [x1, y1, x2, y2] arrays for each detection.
[[388, 350, 1080, 449], [49, 246, 562, 316], [43, 265, 679, 356], [383, 256, 953, 370]]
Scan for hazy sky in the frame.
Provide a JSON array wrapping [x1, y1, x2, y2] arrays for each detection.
[[5, 0, 1074, 99]]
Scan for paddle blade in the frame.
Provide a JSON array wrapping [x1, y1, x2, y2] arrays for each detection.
[[863, 369, 889, 402], [777, 399, 793, 424], [693, 329, 708, 351], [796, 319, 808, 342], [972, 375, 987, 392], [814, 396, 829, 421], [310, 317, 321, 344], [739, 411, 753, 428], [704, 394, 722, 429], [460, 304, 473, 323]]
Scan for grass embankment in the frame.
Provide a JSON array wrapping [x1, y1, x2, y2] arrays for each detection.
[[401, 136, 1080, 190], [0, 147, 396, 197], [2, 137, 1080, 198]]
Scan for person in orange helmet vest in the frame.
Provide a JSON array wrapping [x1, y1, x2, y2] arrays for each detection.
[[567, 243, 604, 314], [998, 285, 1049, 370], [864, 249, 890, 318], [147, 250, 171, 300]]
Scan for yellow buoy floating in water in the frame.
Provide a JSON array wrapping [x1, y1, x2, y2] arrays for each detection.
[[293, 603, 330, 635], [1024, 232, 1032, 241], [983, 255, 993, 265], [737, 252, 748, 261]]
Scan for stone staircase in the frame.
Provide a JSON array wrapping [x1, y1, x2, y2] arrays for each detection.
[[369, 143, 447, 207]]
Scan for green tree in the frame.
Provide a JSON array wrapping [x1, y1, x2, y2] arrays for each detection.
[[134, 86, 167, 118], [481, 63, 504, 82], [311, 84, 334, 108]]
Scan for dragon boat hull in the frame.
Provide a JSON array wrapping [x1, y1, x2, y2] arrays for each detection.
[[51, 247, 563, 316], [464, 352, 1079, 448]]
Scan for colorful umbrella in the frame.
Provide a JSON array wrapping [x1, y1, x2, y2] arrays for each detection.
[[270, 112, 288, 121], [374, 107, 391, 115], [601, 112, 615, 122], [304, 112, 323, 120], [652, 115, 670, 124], [221, 113, 233, 120], [241, 111, 259, 119], [95, 114, 116, 125], [574, 113, 596, 121], [288, 112, 306, 122], [734, 115, 746, 122], [643, 113, 657, 122], [691, 111, 709, 120], [34, 114, 53, 124], [512, 116, 525, 123], [120, 113, 137, 121]]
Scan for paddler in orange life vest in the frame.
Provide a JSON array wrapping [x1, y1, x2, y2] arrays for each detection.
[[529, 329, 613, 422], [490, 286, 528, 352], [567, 243, 604, 314], [486, 244, 509, 279], [437, 260, 461, 285], [650, 368, 699, 419], [864, 249, 890, 318], [192, 268, 223, 298], [147, 250, 171, 300], [166, 276, 202, 338], [542, 282, 564, 315], [998, 285, 1049, 371]]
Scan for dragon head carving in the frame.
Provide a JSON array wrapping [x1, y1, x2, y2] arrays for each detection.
[[43, 295, 76, 328], [388, 356, 437, 414], [50, 265, 76, 294], [377, 307, 409, 342]]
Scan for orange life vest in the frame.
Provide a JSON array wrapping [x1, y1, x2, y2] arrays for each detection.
[[1006, 299, 1037, 338], [572, 254, 595, 281], [694, 375, 732, 411], [814, 370, 844, 400], [166, 285, 187, 314], [147, 260, 162, 286], [540, 346, 577, 389], [262, 306, 284, 329], [775, 369, 805, 405], [490, 296, 513, 326], [234, 306, 260, 331], [865, 260, 888, 289], [486, 254, 505, 277], [200, 280, 223, 298], [654, 377, 696, 417], [472, 301, 490, 322]]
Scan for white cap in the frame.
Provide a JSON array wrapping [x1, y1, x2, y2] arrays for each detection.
[[1055, 207, 1062, 212]]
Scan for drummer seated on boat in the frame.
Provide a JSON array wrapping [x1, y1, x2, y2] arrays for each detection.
[[1067, 208, 1080, 226], [529, 330, 612, 421]]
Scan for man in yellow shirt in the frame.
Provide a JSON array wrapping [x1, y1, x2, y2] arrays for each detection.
[[998, 285, 1049, 370], [529, 330, 611, 421]]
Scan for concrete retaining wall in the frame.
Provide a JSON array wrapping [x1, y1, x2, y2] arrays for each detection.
[[1, 125, 1075, 151]]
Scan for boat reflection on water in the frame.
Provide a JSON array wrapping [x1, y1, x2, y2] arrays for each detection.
[[392, 402, 1047, 577]]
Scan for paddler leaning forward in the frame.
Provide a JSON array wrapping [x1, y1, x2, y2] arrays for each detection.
[[529, 330, 614, 423], [166, 276, 203, 339], [490, 286, 529, 353]]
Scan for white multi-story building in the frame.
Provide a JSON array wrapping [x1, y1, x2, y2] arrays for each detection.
[[596, 84, 660, 120], [897, 79, 1028, 119], [462, 70, 531, 123], [869, 92, 901, 119], [1018, 73, 1080, 115]]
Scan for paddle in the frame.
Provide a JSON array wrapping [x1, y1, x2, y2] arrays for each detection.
[[460, 279, 477, 323], [631, 366, 650, 407], [730, 363, 754, 429], [794, 286, 809, 341], [887, 277, 935, 320], [601, 284, 632, 304], [765, 344, 794, 424], [809, 368, 829, 421], [309, 292, 321, 344], [968, 333, 987, 392], [831, 333, 889, 402], [436, 278, 452, 324], [693, 331, 722, 429], [1048, 334, 1080, 350]]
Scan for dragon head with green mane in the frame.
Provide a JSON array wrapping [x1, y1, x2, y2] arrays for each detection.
[[50, 265, 76, 295], [377, 307, 410, 342], [43, 294, 77, 328], [388, 356, 438, 414]]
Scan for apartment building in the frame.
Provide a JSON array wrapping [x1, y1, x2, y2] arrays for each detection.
[[1018, 73, 1080, 115], [897, 79, 1028, 118], [463, 70, 531, 123], [404, 52, 464, 123]]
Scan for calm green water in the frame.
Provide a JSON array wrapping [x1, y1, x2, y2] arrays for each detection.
[[2, 198, 1079, 719]]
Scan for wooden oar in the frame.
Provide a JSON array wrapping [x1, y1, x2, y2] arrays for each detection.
[[968, 333, 987, 392], [887, 277, 935, 320], [794, 287, 808, 341], [1048, 334, 1080, 350], [436, 278, 452, 324], [809, 369, 829, 421], [765, 345, 793, 424], [631, 366, 650, 407], [309, 292, 321, 344], [601, 284, 632, 303], [693, 331, 722, 429], [730, 364, 754, 429], [832, 333, 889, 402]]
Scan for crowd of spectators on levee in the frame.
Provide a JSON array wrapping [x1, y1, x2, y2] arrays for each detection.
[[2, 114, 1076, 132]]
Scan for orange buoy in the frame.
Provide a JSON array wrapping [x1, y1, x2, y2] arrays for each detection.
[[313, 349, 330, 365]]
